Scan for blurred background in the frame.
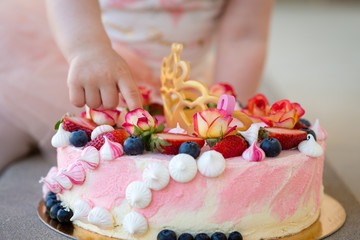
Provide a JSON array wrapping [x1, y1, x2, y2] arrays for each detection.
[[262, 0, 360, 202]]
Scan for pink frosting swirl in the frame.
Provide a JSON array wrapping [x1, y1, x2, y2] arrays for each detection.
[[61, 162, 86, 185], [241, 142, 265, 162]]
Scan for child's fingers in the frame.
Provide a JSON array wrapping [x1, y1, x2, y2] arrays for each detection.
[[118, 79, 142, 110], [85, 85, 102, 109], [100, 84, 119, 109], [69, 84, 85, 107]]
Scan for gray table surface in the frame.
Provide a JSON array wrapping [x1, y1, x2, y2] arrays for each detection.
[[0, 154, 359, 240]]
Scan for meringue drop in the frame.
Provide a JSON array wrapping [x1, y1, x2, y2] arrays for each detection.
[[70, 199, 92, 222], [142, 163, 170, 190], [51, 123, 71, 148], [168, 123, 188, 135], [122, 212, 148, 236], [61, 162, 86, 185], [126, 181, 152, 208], [238, 122, 268, 145], [168, 154, 197, 183], [39, 176, 62, 193], [197, 150, 226, 178], [298, 134, 323, 157], [87, 207, 114, 229], [242, 142, 265, 162], [100, 136, 124, 161], [310, 119, 327, 141], [91, 125, 114, 140], [77, 146, 100, 170], [52, 172, 73, 190]]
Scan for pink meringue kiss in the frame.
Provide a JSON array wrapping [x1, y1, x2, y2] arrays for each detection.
[[78, 146, 100, 170], [100, 136, 124, 161], [52, 172, 73, 190], [242, 142, 265, 162], [310, 119, 327, 141], [91, 125, 115, 140], [39, 176, 62, 193], [61, 162, 86, 185]]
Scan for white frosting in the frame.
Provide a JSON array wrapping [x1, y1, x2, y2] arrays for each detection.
[[168, 154, 197, 183], [77, 146, 100, 170], [142, 163, 170, 191], [51, 123, 71, 148], [122, 212, 148, 236], [298, 134, 323, 157], [125, 181, 152, 208], [91, 125, 114, 140], [310, 119, 327, 141], [238, 122, 268, 145], [70, 199, 92, 222], [168, 123, 188, 135], [87, 207, 114, 229], [197, 150, 226, 178], [100, 136, 124, 161], [52, 173, 73, 190]]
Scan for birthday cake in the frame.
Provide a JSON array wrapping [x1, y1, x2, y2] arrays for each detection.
[[40, 44, 327, 240]]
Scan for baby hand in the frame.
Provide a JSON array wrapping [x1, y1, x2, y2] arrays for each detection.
[[67, 46, 142, 110]]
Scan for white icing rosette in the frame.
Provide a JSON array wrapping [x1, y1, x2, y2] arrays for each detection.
[[298, 134, 323, 157], [197, 150, 226, 178], [91, 125, 114, 140], [238, 122, 268, 145], [70, 199, 92, 222], [126, 181, 152, 209], [51, 123, 71, 148], [168, 154, 197, 183], [100, 136, 124, 161], [122, 212, 148, 236], [87, 207, 114, 229], [142, 163, 170, 190], [77, 146, 100, 170]]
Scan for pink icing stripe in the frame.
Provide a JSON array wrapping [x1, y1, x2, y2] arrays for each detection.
[[62, 162, 86, 185]]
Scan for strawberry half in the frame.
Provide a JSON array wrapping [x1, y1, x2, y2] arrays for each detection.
[[259, 127, 307, 150], [151, 133, 205, 155], [211, 135, 248, 158], [62, 116, 97, 139], [85, 129, 130, 150], [294, 120, 309, 129]]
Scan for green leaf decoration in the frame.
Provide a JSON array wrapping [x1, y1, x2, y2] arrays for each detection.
[[207, 102, 217, 109], [155, 123, 165, 133], [54, 119, 62, 130], [133, 125, 143, 136], [158, 139, 172, 147], [206, 138, 220, 148], [155, 141, 164, 152]]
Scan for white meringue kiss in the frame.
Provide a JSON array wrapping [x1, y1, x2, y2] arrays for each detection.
[[87, 207, 114, 229], [122, 212, 148, 236], [61, 162, 86, 185], [126, 181, 152, 209], [91, 125, 114, 140], [298, 134, 323, 157], [52, 172, 73, 190], [197, 150, 226, 178], [242, 142, 265, 162], [100, 136, 124, 161], [310, 119, 327, 141], [77, 146, 100, 170], [169, 154, 197, 183], [168, 123, 188, 135], [142, 163, 170, 191], [70, 199, 92, 222], [238, 122, 268, 145], [51, 123, 71, 148]]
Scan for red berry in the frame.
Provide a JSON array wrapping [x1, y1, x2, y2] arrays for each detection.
[[85, 129, 130, 150], [211, 135, 248, 158], [259, 127, 307, 150], [152, 133, 205, 155], [62, 116, 97, 139]]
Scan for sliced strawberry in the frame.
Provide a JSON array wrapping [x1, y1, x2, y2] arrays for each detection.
[[211, 135, 248, 158], [85, 129, 130, 150], [62, 116, 97, 139], [259, 127, 307, 150], [294, 120, 309, 129], [151, 133, 205, 155]]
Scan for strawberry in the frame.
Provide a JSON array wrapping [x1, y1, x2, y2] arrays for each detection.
[[151, 133, 205, 155], [85, 129, 130, 150], [62, 116, 97, 139], [258, 127, 307, 150], [294, 120, 309, 129], [211, 135, 248, 158]]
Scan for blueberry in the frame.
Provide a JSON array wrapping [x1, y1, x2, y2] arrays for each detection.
[[260, 138, 282, 157], [57, 208, 73, 223], [179, 141, 201, 158], [228, 231, 243, 240], [179, 233, 194, 240], [45, 198, 59, 212], [69, 130, 88, 147], [49, 203, 63, 219], [299, 118, 311, 127], [301, 128, 317, 141], [45, 191, 57, 202], [211, 232, 227, 240], [195, 233, 210, 240], [123, 136, 145, 155], [157, 229, 177, 240]]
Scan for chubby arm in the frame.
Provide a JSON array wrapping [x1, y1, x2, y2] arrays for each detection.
[[46, 0, 142, 110], [214, 0, 273, 105]]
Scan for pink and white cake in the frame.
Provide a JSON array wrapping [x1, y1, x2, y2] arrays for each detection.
[[40, 90, 327, 240]]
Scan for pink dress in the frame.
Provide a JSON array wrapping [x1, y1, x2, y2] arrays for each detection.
[[0, 0, 224, 168]]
